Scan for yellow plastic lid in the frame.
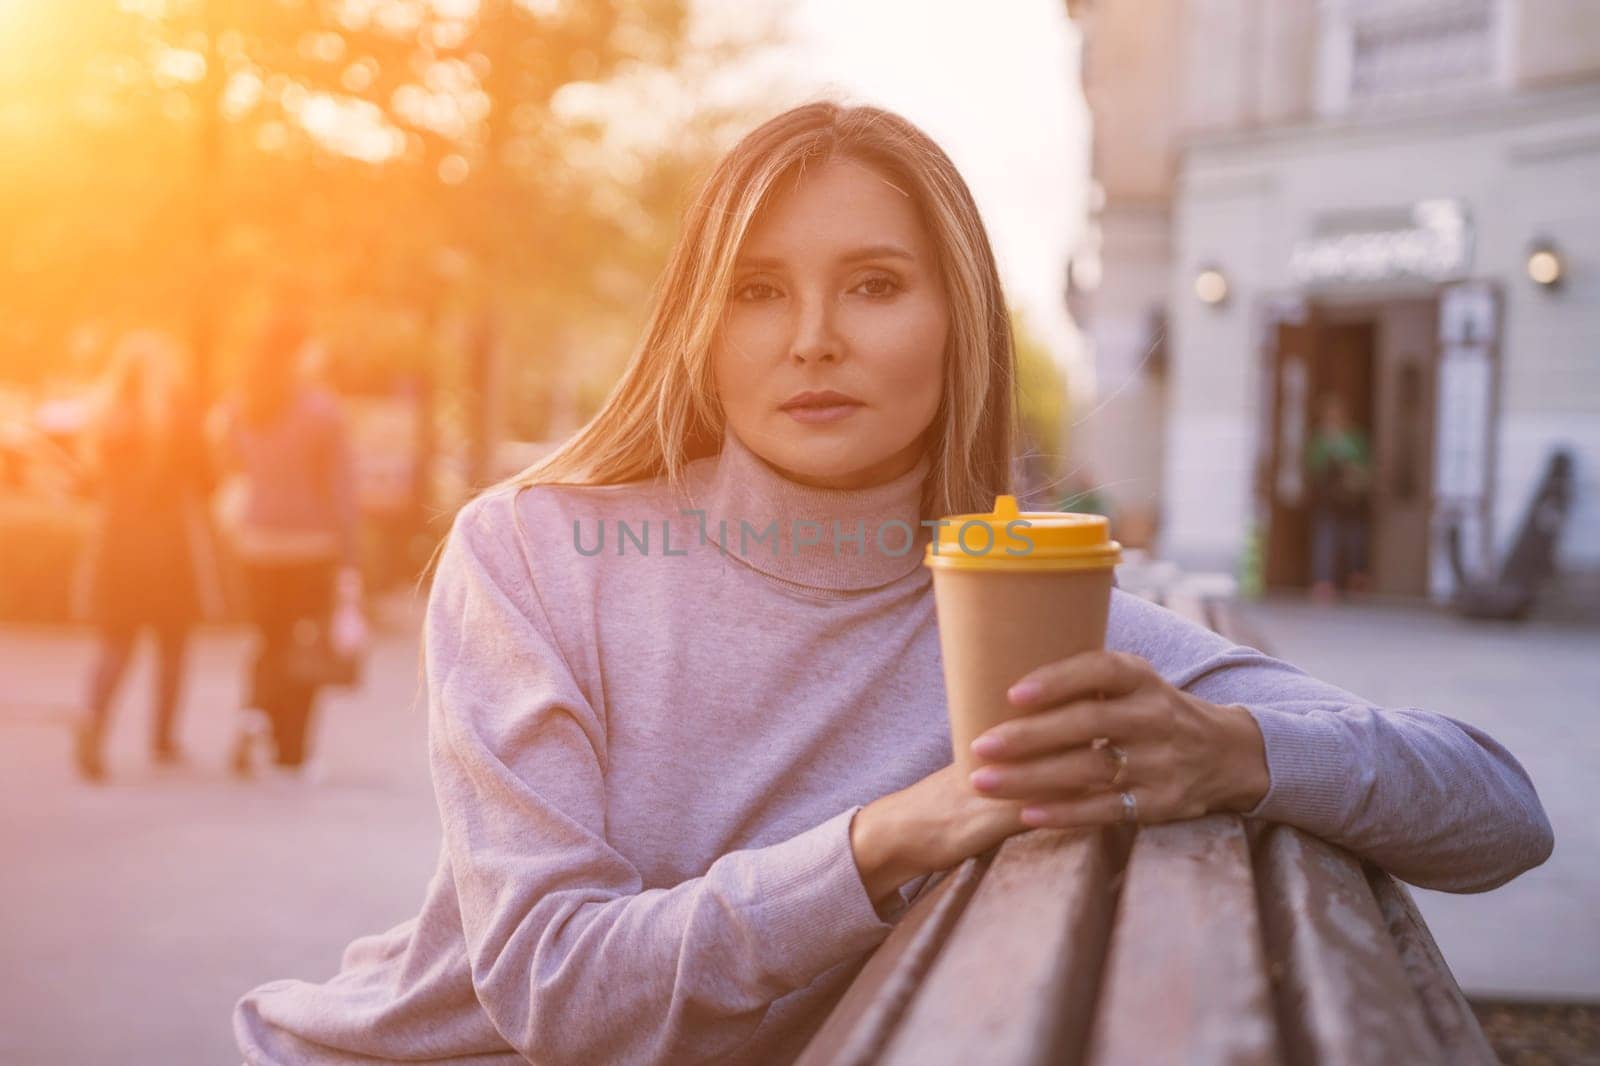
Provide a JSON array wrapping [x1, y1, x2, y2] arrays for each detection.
[[923, 494, 1121, 572]]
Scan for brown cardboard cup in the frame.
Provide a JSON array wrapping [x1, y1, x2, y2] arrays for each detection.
[[924, 496, 1121, 778]]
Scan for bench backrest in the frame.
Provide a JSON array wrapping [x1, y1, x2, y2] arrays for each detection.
[[800, 595, 1495, 1066]]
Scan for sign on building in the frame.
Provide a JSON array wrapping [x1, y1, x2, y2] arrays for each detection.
[[1291, 200, 1473, 286]]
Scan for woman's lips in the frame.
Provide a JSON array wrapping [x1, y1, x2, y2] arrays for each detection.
[[783, 403, 862, 425]]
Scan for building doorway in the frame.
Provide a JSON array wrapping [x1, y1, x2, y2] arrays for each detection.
[[1260, 298, 1438, 596]]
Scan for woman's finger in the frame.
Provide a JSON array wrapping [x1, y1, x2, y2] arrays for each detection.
[[973, 693, 1160, 760], [1019, 779, 1210, 829], [1018, 787, 1151, 829], [1020, 782, 1193, 828], [968, 741, 1140, 800], [1006, 650, 1151, 710]]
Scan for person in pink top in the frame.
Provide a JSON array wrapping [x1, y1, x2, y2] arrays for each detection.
[[215, 314, 359, 777], [234, 103, 1551, 1065]]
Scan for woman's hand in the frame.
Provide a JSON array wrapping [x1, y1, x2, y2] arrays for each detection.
[[851, 763, 1029, 913], [965, 650, 1270, 828]]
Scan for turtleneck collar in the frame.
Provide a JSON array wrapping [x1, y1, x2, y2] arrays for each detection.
[[684, 425, 933, 592]]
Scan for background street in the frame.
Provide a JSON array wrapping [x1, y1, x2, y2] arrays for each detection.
[[0, 601, 441, 1066], [2, 594, 1596, 1063], [1239, 597, 1600, 1002]]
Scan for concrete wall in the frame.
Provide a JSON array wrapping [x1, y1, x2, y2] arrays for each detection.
[[1492, 116, 1600, 565], [1176, 0, 1255, 133], [1162, 0, 1600, 133], [1515, 0, 1600, 88], [1077, 0, 1182, 205], [1073, 0, 1185, 533], [1163, 167, 1275, 569], [1253, 0, 1319, 126], [1178, 0, 1319, 132], [1074, 204, 1172, 537]]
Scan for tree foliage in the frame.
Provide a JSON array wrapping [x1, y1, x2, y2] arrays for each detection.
[[0, 0, 769, 443], [1012, 307, 1070, 483]]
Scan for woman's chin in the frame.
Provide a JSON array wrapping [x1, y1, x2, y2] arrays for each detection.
[[774, 451, 906, 492], [736, 418, 917, 490]]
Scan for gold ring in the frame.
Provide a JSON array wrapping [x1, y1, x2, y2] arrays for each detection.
[[1094, 738, 1129, 788]]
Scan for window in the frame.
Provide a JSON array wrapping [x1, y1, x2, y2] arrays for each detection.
[[1319, 0, 1506, 114]]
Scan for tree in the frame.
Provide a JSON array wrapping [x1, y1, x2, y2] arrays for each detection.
[[1012, 306, 1072, 501], [0, 0, 776, 474]]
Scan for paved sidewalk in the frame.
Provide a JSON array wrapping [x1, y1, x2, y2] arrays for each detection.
[[0, 605, 441, 1066], [1238, 596, 1600, 1002]]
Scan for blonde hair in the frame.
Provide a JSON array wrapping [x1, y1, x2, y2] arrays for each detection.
[[498, 100, 1017, 520]]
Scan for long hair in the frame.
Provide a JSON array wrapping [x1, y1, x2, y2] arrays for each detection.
[[496, 101, 1017, 520], [238, 313, 308, 427], [96, 330, 185, 460]]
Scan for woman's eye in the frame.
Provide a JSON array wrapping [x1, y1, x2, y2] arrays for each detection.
[[855, 274, 901, 298], [735, 281, 780, 302]]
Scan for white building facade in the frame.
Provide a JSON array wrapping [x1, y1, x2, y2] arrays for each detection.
[[1070, 0, 1600, 599]]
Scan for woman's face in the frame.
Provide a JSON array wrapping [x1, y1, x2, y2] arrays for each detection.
[[712, 157, 948, 490]]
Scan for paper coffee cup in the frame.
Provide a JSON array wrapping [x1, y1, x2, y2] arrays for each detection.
[[924, 495, 1121, 777]]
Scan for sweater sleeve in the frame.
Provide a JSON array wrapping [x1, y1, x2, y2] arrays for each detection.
[[425, 492, 897, 1064], [1107, 591, 1554, 893]]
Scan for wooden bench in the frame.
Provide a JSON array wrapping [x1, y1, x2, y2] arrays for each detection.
[[800, 593, 1496, 1066]]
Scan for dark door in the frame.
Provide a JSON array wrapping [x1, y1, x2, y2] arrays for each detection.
[[1264, 317, 1314, 588], [1265, 315, 1377, 589], [1369, 299, 1438, 596]]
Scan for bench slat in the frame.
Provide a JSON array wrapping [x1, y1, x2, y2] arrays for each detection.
[[877, 827, 1117, 1066], [798, 857, 988, 1066], [1086, 815, 1281, 1065], [1254, 825, 1444, 1064], [1364, 867, 1498, 1064]]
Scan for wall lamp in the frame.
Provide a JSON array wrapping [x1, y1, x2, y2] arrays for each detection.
[[1526, 239, 1564, 290], [1194, 265, 1230, 307]]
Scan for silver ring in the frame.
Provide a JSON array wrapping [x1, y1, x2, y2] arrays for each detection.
[[1119, 790, 1139, 824]]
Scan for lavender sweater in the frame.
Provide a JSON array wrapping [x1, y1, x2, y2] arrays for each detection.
[[234, 427, 1552, 1065]]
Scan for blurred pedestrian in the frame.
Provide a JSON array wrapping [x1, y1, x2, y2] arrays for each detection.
[[74, 331, 217, 781], [1306, 393, 1371, 603], [215, 315, 361, 779]]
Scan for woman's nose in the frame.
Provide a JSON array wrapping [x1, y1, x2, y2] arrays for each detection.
[[788, 296, 842, 364]]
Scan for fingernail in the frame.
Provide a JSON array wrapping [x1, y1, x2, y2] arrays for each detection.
[[1021, 807, 1048, 826], [971, 734, 1005, 758], [1008, 680, 1040, 704], [969, 768, 1001, 791]]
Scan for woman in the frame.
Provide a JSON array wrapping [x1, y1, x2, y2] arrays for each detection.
[[75, 331, 215, 781], [234, 103, 1551, 1065], [218, 315, 358, 777]]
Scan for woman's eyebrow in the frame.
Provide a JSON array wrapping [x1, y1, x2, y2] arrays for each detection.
[[735, 243, 917, 269]]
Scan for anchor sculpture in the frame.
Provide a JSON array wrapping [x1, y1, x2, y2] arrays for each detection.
[[1448, 450, 1574, 620]]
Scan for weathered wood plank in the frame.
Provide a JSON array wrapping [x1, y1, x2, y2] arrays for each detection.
[[1253, 825, 1444, 1065], [1364, 867, 1498, 1064], [1086, 815, 1280, 1066], [876, 827, 1118, 1066], [1215, 600, 1494, 1061], [797, 857, 988, 1066]]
